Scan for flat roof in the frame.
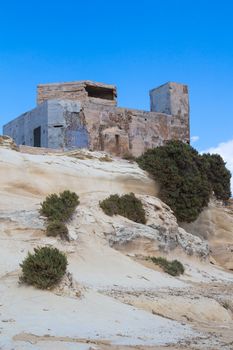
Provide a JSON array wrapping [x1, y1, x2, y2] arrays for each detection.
[[37, 80, 116, 90]]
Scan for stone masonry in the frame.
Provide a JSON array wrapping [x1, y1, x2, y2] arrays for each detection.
[[3, 80, 190, 157]]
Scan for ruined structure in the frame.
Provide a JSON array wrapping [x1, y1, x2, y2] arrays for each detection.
[[3, 80, 190, 157]]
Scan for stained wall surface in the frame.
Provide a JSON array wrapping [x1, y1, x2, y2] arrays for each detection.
[[82, 102, 189, 157], [3, 102, 49, 147], [46, 100, 87, 149], [3, 81, 190, 156], [37, 81, 117, 106]]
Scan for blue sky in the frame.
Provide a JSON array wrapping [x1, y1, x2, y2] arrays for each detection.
[[0, 0, 233, 153]]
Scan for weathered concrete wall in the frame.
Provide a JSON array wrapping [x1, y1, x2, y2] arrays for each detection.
[[150, 82, 190, 144], [3, 81, 190, 156], [37, 82, 87, 105], [150, 83, 172, 115], [37, 80, 117, 106], [3, 102, 48, 147], [81, 102, 188, 157], [46, 100, 88, 150], [150, 82, 189, 115], [3, 100, 89, 150]]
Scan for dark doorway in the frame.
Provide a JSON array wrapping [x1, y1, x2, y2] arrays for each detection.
[[33, 126, 41, 147], [115, 134, 119, 147]]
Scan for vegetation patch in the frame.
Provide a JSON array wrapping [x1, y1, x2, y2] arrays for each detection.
[[20, 247, 68, 289], [40, 190, 79, 222], [202, 153, 231, 201], [46, 221, 69, 241], [137, 140, 231, 222], [122, 153, 136, 161], [100, 193, 146, 224], [148, 256, 185, 276]]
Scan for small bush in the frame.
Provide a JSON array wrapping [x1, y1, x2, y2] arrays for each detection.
[[20, 247, 68, 289], [149, 256, 185, 276], [100, 193, 146, 224], [122, 153, 136, 161], [40, 190, 79, 222], [46, 221, 69, 240]]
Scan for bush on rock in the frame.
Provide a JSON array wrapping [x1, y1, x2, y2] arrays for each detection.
[[46, 221, 69, 241], [100, 193, 146, 224], [19, 246, 68, 289], [149, 256, 185, 276], [137, 140, 231, 222], [40, 190, 79, 223]]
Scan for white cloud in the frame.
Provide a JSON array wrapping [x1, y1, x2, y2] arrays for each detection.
[[203, 139, 233, 194], [191, 135, 199, 143]]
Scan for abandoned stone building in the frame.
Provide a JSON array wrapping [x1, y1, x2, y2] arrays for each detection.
[[3, 80, 190, 157]]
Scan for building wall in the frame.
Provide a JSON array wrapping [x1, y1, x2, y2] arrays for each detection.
[[150, 82, 189, 115], [3, 101, 189, 156], [3, 100, 89, 150], [81, 101, 189, 157], [150, 82, 190, 144], [37, 82, 87, 105], [150, 83, 172, 115], [3, 102, 49, 147], [47, 100, 88, 150], [3, 81, 190, 156], [37, 81, 117, 106]]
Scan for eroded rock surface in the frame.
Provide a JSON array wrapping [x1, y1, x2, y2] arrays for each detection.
[[181, 199, 233, 269], [0, 135, 17, 150], [105, 195, 209, 259], [0, 147, 232, 350]]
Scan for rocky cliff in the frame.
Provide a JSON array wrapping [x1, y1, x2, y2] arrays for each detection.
[[0, 139, 233, 350]]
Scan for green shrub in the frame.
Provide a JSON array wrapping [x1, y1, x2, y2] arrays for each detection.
[[19, 247, 68, 289], [40, 190, 79, 222], [202, 153, 231, 200], [100, 193, 146, 224], [122, 153, 136, 161], [137, 141, 212, 222], [149, 256, 185, 276], [46, 221, 69, 240]]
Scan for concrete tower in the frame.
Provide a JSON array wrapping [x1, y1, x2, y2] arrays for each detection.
[[149, 82, 190, 143]]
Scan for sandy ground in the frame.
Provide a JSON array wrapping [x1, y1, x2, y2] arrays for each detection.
[[0, 148, 233, 350]]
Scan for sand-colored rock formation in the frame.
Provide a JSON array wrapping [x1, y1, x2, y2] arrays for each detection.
[[104, 195, 209, 259], [181, 199, 233, 270], [0, 135, 17, 150], [0, 144, 233, 349]]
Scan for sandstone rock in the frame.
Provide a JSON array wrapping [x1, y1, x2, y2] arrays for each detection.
[[140, 195, 178, 233], [108, 223, 209, 259], [176, 227, 209, 258], [181, 198, 233, 240], [53, 272, 82, 298], [0, 135, 17, 150], [105, 195, 209, 259], [66, 224, 78, 241], [0, 210, 44, 230], [181, 198, 233, 268]]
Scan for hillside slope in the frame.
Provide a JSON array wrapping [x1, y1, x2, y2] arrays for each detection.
[[0, 144, 233, 350]]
